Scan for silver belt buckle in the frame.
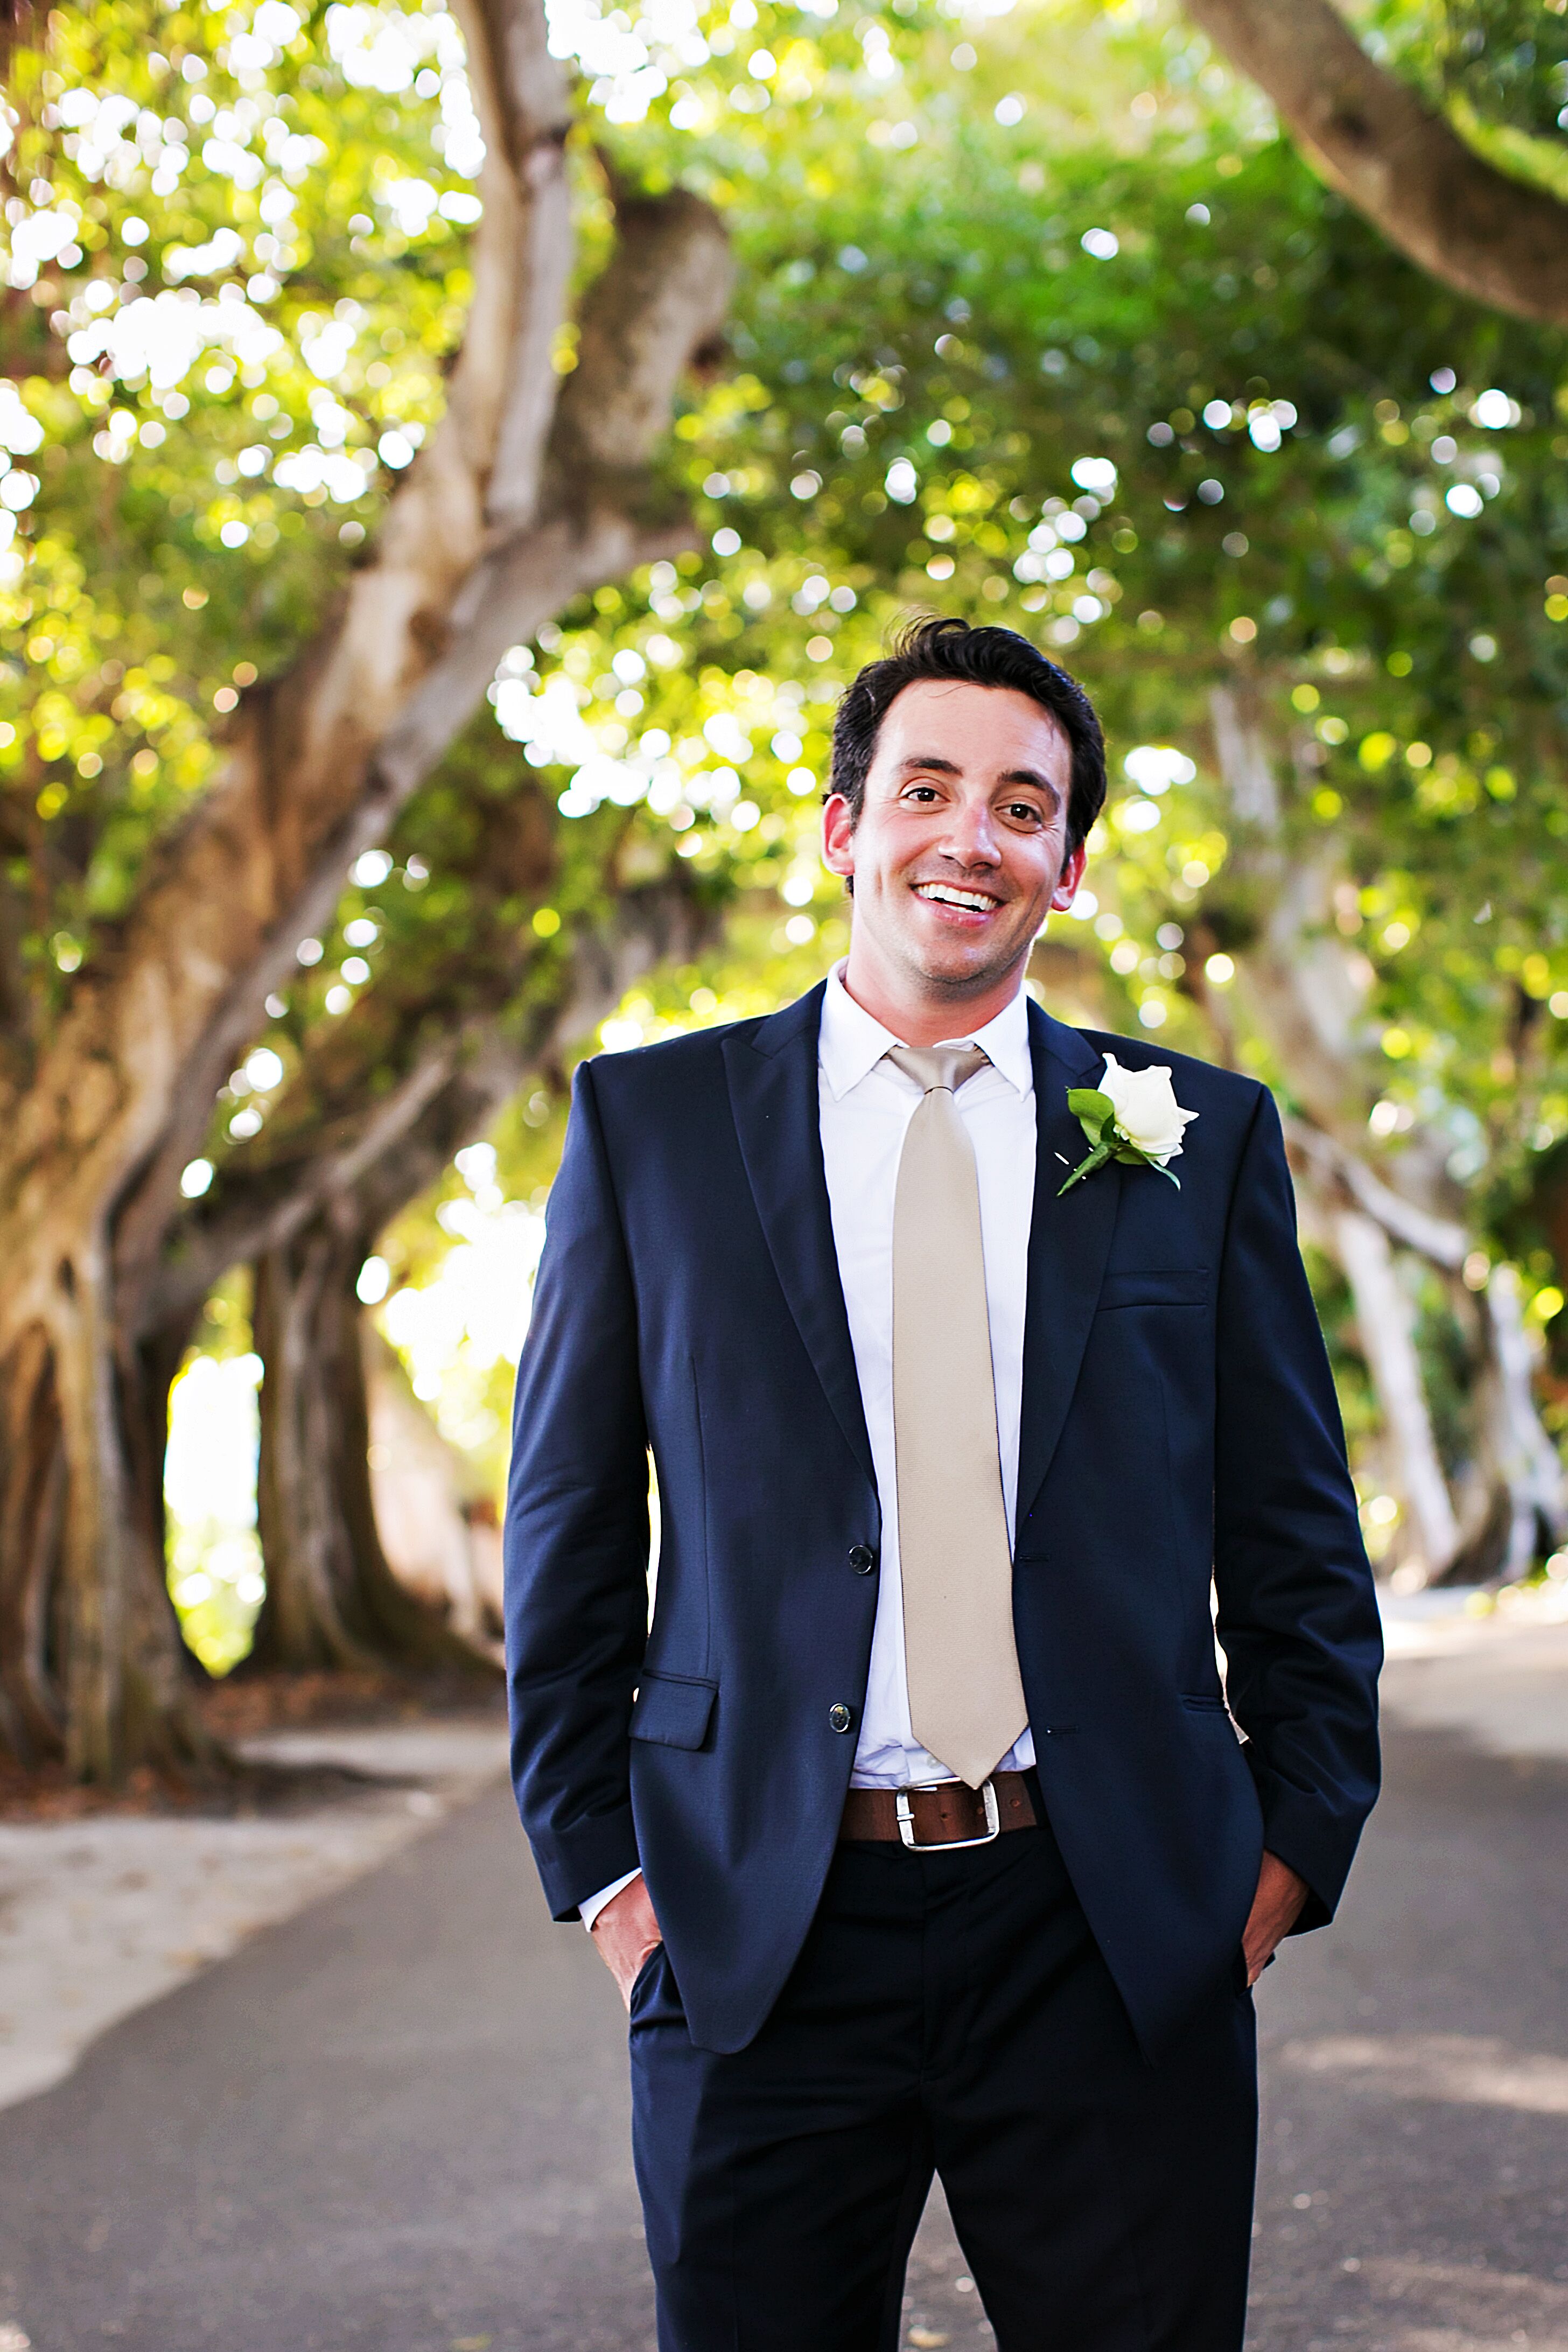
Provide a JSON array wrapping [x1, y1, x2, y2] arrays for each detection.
[[895, 1777, 1002, 1850]]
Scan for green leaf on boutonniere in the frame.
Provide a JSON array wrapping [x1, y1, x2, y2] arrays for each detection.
[[1065, 1087, 1115, 1134]]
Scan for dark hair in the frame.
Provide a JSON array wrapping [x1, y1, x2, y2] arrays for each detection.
[[829, 615, 1107, 853]]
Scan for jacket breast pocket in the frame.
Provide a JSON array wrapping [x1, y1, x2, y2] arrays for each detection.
[[1098, 1269, 1211, 1311], [630, 1670, 718, 1751]]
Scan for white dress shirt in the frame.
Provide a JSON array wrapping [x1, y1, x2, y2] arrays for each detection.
[[817, 963, 1038, 1788], [580, 965, 1038, 1929]]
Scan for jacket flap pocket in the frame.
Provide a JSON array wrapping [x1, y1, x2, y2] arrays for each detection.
[[630, 1672, 717, 1751], [1098, 1269, 1210, 1311]]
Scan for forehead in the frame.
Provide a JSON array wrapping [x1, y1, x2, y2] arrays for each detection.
[[871, 678, 1072, 786]]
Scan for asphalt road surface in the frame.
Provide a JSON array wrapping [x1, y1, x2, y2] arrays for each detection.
[[2, 1719, 1564, 2352]]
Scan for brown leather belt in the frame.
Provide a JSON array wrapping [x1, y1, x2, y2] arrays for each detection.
[[840, 1770, 1037, 1850]]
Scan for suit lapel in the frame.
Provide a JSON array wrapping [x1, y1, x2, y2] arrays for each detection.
[[721, 985, 877, 1496], [1016, 1002, 1122, 1531]]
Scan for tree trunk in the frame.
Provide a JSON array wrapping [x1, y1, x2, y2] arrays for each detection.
[[0, 1320, 65, 1762], [0, 1279, 216, 1771], [1207, 687, 1565, 1586], [249, 1217, 484, 1675], [1462, 1268, 1567, 1586], [191, 880, 714, 1681], [1332, 1207, 1461, 1576], [0, 0, 731, 1776]]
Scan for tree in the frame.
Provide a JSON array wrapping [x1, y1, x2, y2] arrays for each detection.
[[491, 0, 1568, 1582], [1196, 683, 1564, 1582], [171, 835, 712, 1675], [0, 0, 730, 1776], [1184, 0, 1568, 325], [10, 0, 1568, 1780], [199, 0, 1568, 1591]]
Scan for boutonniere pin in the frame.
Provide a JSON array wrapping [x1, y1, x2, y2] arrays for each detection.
[[1058, 1054, 1199, 1195]]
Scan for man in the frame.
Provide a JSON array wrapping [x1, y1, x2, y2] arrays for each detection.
[[505, 617, 1382, 2350]]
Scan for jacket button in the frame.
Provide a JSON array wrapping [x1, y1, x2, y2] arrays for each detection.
[[848, 1544, 876, 1574], [828, 1702, 854, 1734]]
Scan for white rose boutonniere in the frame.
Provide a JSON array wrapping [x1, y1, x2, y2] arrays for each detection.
[[1058, 1054, 1199, 1196]]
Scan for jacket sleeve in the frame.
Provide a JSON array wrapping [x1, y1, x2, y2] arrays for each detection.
[[1213, 1084, 1383, 1931], [504, 1059, 649, 1920]]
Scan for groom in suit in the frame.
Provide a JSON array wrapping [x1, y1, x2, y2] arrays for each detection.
[[505, 618, 1381, 2350]]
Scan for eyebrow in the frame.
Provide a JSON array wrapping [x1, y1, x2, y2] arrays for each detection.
[[895, 754, 1062, 804]]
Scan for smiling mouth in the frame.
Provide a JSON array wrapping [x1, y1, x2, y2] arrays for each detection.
[[912, 881, 1003, 914]]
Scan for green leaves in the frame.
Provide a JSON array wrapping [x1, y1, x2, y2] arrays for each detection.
[[0, 0, 474, 977], [9, 0, 1568, 1265], [1066, 1086, 1114, 1135]]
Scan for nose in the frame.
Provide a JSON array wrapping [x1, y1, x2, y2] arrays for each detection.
[[939, 796, 1002, 868]]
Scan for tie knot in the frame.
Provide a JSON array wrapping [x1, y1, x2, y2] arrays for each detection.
[[886, 1043, 990, 1096]]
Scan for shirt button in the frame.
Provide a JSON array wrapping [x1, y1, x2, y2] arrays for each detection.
[[828, 1703, 854, 1734], [848, 1544, 876, 1574]]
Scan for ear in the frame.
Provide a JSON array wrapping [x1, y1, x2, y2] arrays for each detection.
[[822, 792, 856, 880], [1051, 841, 1088, 913]]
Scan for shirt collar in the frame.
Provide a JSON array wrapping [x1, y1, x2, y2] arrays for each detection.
[[818, 962, 1033, 1102]]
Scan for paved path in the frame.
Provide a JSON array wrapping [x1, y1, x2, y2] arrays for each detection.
[[1, 1718, 1564, 2352], [0, 1721, 509, 2112]]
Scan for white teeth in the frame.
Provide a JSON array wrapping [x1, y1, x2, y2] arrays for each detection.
[[915, 883, 996, 913]]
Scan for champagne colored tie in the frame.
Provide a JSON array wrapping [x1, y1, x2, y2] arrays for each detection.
[[886, 1045, 1028, 1789]]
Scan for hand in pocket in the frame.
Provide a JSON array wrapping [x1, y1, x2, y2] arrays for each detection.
[[591, 1873, 663, 2009]]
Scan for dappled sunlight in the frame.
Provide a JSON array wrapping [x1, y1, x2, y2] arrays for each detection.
[[163, 1352, 265, 1674], [1351, 2256, 1568, 2351], [377, 1145, 546, 1493], [1282, 2033, 1568, 2118]]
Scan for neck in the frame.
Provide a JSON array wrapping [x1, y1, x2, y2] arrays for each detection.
[[839, 941, 1027, 1046]]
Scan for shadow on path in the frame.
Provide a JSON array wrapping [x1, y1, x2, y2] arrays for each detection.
[[1247, 1727, 1568, 2352]]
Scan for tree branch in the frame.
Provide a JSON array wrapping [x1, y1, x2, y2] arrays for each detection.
[[141, 874, 714, 1339], [1475, 1264, 1567, 1574], [1184, 0, 1568, 325], [376, 190, 734, 800], [122, 172, 726, 1286], [150, 1045, 466, 1335], [554, 184, 734, 472], [0, 0, 576, 1324], [1333, 1204, 1462, 1574], [1283, 1115, 1468, 1270]]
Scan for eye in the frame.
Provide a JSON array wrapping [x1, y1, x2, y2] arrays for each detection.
[[902, 782, 942, 802], [1003, 800, 1045, 826]]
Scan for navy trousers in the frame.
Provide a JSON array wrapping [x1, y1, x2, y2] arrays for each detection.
[[629, 1802, 1257, 2351]]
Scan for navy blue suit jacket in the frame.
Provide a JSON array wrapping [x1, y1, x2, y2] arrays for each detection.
[[504, 983, 1381, 2059]]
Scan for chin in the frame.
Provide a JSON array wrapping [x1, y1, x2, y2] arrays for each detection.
[[909, 937, 1018, 991]]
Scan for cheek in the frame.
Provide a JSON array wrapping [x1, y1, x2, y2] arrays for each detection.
[[1005, 837, 1066, 898], [861, 818, 932, 881]]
